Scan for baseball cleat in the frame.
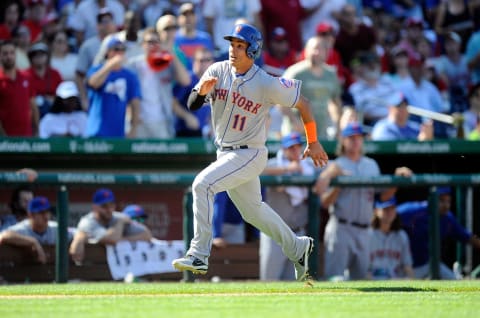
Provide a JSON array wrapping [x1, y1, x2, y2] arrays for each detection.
[[294, 237, 314, 281], [172, 255, 208, 275]]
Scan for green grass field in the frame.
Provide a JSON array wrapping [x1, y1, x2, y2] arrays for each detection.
[[0, 280, 479, 318]]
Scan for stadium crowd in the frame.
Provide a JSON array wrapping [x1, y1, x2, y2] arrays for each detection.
[[0, 0, 479, 140], [1, 0, 480, 282]]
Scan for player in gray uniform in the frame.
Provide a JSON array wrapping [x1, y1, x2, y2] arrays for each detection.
[[315, 122, 412, 280], [69, 188, 152, 264], [368, 197, 414, 280], [172, 23, 329, 281], [0, 196, 73, 264], [260, 132, 318, 280]]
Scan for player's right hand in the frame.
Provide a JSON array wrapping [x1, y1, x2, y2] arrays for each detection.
[[198, 76, 218, 95]]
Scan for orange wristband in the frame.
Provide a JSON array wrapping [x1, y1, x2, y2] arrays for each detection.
[[304, 121, 317, 144]]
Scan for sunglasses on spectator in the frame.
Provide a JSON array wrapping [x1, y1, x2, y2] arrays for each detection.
[[163, 25, 178, 31]]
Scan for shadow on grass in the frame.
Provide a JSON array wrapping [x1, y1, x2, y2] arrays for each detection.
[[355, 287, 438, 292]]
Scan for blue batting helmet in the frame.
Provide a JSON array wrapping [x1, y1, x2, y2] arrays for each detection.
[[224, 23, 263, 60]]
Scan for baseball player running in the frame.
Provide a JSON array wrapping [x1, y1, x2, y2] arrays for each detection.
[[172, 23, 328, 281]]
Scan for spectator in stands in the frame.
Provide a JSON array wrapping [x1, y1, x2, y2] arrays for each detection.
[[334, 3, 377, 70], [122, 204, 147, 224], [433, 0, 476, 52], [260, 0, 302, 53], [384, 45, 411, 86], [0, 183, 34, 232], [466, 27, 480, 85], [397, 55, 448, 137], [173, 47, 214, 138], [127, 27, 192, 139], [155, 14, 190, 68], [315, 22, 352, 89], [464, 83, 480, 140], [68, 0, 125, 46], [348, 51, 400, 127], [397, 187, 480, 279], [175, 2, 215, 69], [49, 30, 78, 82], [260, 132, 318, 281], [283, 35, 342, 140], [0, 40, 38, 137], [315, 122, 412, 280], [85, 36, 141, 138], [431, 32, 470, 113], [39, 80, 87, 138], [98, 10, 143, 63], [262, 26, 298, 77], [0, 196, 73, 264], [75, 8, 117, 109], [69, 188, 152, 264], [203, 0, 263, 57], [0, 1, 21, 41], [370, 92, 434, 141], [25, 42, 63, 118], [368, 197, 414, 280], [22, 0, 48, 43], [11, 25, 31, 70], [396, 17, 426, 60], [300, 0, 346, 45]]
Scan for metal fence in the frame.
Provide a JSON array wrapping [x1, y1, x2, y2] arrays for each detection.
[[1, 172, 479, 282]]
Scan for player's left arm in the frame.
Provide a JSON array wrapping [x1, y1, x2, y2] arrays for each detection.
[[294, 95, 328, 167]]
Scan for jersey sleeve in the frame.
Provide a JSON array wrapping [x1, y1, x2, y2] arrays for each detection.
[[265, 76, 302, 108]]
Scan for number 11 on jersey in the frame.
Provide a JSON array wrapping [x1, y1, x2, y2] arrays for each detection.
[[232, 114, 246, 131]]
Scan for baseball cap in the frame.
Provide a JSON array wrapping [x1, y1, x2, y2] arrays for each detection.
[[436, 186, 451, 196], [375, 197, 396, 209], [316, 22, 334, 35], [341, 122, 364, 137], [28, 196, 51, 213], [106, 36, 125, 50], [281, 132, 303, 148], [179, 2, 195, 15], [123, 204, 147, 219], [56, 81, 79, 99], [28, 42, 49, 55], [387, 92, 408, 107], [97, 7, 113, 23], [271, 27, 287, 41], [92, 188, 115, 205]]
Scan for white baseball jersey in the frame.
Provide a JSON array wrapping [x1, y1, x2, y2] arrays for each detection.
[[196, 61, 302, 149], [368, 229, 413, 279]]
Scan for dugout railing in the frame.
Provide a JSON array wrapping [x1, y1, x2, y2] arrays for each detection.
[[1, 172, 478, 282]]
